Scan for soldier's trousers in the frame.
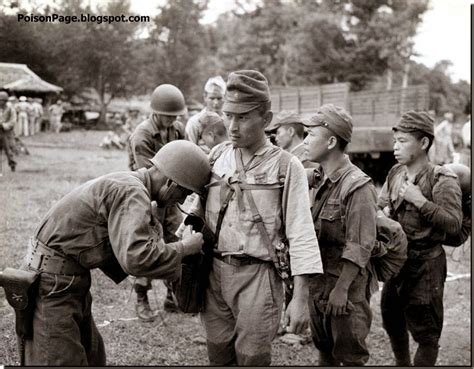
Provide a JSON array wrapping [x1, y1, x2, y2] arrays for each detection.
[[381, 249, 446, 366], [0, 133, 17, 170], [200, 258, 283, 366], [309, 296, 372, 365], [23, 272, 106, 365]]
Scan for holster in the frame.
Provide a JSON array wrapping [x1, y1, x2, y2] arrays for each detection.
[[0, 267, 40, 339]]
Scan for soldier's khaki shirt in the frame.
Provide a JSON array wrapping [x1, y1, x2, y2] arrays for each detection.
[[204, 142, 323, 276]]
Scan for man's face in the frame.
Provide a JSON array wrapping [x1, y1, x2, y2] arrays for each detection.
[[275, 126, 292, 149], [303, 126, 330, 162], [392, 131, 426, 165], [157, 114, 177, 128], [224, 108, 267, 149], [0, 100, 6, 108], [157, 180, 192, 207], [204, 87, 224, 113]]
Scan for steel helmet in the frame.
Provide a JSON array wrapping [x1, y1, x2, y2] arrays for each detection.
[[150, 84, 186, 116], [151, 140, 211, 195], [0, 91, 9, 101], [444, 163, 471, 194]]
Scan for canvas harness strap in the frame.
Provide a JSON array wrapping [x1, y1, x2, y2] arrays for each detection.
[[206, 147, 291, 269]]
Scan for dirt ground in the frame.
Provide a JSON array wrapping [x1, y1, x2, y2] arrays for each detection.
[[0, 131, 471, 366]]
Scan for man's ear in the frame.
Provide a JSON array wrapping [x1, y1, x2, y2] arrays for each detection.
[[288, 126, 295, 137], [420, 136, 430, 151], [263, 111, 273, 128], [327, 136, 338, 150]]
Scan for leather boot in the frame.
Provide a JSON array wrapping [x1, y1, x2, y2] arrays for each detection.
[[413, 343, 439, 366], [389, 335, 411, 366], [135, 292, 156, 322]]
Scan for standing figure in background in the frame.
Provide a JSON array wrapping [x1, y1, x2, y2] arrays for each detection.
[[431, 111, 455, 165], [128, 84, 187, 320], [185, 76, 226, 153], [27, 97, 36, 135], [33, 98, 44, 133], [0, 91, 18, 172], [17, 96, 30, 136], [48, 99, 64, 133]]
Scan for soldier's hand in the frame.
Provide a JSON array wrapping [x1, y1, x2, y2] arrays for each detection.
[[399, 181, 427, 209], [283, 297, 309, 335], [326, 287, 349, 317], [181, 232, 204, 256]]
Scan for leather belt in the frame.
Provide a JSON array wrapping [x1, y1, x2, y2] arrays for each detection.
[[25, 238, 87, 275], [213, 252, 269, 267]]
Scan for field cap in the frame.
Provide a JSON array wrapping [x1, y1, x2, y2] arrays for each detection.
[[223, 70, 270, 114], [392, 111, 434, 136], [266, 110, 303, 132], [303, 103, 353, 143], [204, 76, 226, 94]]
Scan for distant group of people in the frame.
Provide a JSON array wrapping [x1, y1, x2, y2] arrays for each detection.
[[0, 92, 66, 173], [2, 69, 470, 367]]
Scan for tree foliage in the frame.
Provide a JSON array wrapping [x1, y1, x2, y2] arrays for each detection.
[[0, 0, 468, 120]]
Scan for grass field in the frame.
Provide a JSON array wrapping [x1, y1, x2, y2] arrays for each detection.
[[0, 130, 471, 365]]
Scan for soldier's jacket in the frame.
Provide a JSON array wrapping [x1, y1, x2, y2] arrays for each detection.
[[308, 156, 378, 302], [34, 168, 183, 283], [378, 163, 463, 251], [0, 105, 16, 134], [128, 114, 185, 170]]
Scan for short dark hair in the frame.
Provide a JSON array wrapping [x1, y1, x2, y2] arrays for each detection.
[[203, 120, 227, 137], [408, 131, 434, 152], [287, 123, 305, 139]]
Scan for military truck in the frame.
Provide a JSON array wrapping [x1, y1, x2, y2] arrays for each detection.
[[270, 83, 429, 183]]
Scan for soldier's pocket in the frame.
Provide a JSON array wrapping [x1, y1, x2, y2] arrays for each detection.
[[43, 274, 76, 297], [318, 201, 343, 243]]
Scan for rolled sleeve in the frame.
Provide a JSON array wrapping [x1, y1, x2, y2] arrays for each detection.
[[106, 186, 182, 280], [341, 184, 378, 269], [283, 157, 323, 275]]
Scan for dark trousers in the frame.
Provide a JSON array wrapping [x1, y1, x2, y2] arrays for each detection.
[[0, 132, 17, 170], [309, 296, 372, 366], [23, 272, 106, 365], [381, 250, 446, 366]]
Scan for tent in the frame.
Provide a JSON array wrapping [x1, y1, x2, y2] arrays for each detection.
[[0, 62, 63, 93]]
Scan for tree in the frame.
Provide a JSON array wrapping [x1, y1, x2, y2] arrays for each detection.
[[151, 0, 210, 99]]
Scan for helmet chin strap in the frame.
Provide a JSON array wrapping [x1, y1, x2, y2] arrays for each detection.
[[157, 179, 178, 206]]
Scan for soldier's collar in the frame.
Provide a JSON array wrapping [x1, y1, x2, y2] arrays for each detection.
[[136, 168, 153, 195], [323, 155, 352, 183]]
